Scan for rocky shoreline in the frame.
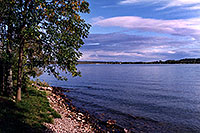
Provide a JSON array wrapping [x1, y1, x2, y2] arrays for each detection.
[[35, 84, 128, 133], [32, 83, 200, 133], [34, 84, 198, 133]]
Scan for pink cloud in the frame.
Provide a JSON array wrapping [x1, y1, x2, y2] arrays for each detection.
[[93, 16, 200, 39]]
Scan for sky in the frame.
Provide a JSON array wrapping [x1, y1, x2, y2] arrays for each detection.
[[79, 0, 200, 62]]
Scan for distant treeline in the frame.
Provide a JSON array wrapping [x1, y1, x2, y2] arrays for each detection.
[[78, 58, 200, 64]]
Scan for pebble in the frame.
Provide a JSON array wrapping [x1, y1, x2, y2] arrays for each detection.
[[43, 88, 94, 133]]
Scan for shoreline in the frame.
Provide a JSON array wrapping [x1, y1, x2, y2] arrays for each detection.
[[44, 87, 93, 133], [38, 85, 197, 133], [38, 85, 127, 132]]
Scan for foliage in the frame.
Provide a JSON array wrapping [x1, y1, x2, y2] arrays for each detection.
[[0, 0, 91, 100], [78, 58, 200, 64], [0, 86, 60, 133], [17, 0, 90, 80], [30, 79, 50, 87]]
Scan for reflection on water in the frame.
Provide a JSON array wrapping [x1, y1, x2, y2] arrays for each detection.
[[39, 64, 200, 132]]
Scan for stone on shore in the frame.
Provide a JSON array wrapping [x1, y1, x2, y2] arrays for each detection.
[[44, 89, 94, 133]]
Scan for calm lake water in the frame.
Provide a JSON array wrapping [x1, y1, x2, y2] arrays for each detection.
[[39, 64, 200, 132]]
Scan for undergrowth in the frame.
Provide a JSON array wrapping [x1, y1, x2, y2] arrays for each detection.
[[0, 86, 60, 133]]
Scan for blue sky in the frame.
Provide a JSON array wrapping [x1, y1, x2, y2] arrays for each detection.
[[80, 0, 200, 62]]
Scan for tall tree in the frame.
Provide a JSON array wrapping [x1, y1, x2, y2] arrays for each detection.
[[0, 0, 17, 96], [0, 0, 91, 101]]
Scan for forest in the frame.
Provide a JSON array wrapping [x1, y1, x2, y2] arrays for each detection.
[[78, 58, 200, 64]]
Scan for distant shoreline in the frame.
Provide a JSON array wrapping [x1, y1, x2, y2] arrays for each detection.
[[78, 58, 200, 64]]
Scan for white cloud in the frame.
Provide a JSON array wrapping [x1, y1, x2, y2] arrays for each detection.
[[137, 45, 174, 54], [167, 0, 200, 7], [119, 0, 200, 10], [93, 16, 200, 39], [119, 0, 140, 4], [168, 51, 176, 54], [187, 5, 200, 10], [80, 50, 147, 61], [81, 33, 200, 61], [86, 43, 100, 46], [79, 51, 99, 61], [91, 16, 104, 23]]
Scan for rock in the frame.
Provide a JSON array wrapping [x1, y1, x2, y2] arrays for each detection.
[[124, 128, 130, 133], [60, 93, 66, 98], [77, 117, 82, 121], [46, 87, 53, 91], [107, 120, 116, 125], [44, 86, 95, 133], [78, 113, 84, 116], [40, 87, 46, 90]]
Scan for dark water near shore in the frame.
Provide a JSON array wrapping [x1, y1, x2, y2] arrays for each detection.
[[39, 64, 200, 132]]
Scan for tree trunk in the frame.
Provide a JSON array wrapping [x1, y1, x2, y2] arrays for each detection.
[[5, 11, 13, 97], [5, 65, 13, 96], [5, 42, 13, 97], [0, 59, 5, 95], [17, 40, 24, 102], [2, 65, 5, 95], [0, 59, 2, 94]]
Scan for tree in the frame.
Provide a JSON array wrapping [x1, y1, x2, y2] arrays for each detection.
[[0, 0, 17, 97], [0, 0, 91, 101]]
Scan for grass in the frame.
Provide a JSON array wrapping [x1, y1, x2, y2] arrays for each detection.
[[0, 86, 61, 133]]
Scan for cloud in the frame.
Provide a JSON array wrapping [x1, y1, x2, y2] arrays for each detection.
[[83, 33, 171, 52], [80, 50, 159, 61], [90, 16, 104, 23], [85, 43, 100, 46], [93, 16, 200, 39], [119, 0, 139, 4], [165, 0, 200, 8], [80, 33, 200, 61], [186, 5, 200, 10], [119, 0, 156, 5], [101, 5, 119, 8], [119, 0, 200, 10]]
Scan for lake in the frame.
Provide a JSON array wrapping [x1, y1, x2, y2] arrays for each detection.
[[39, 64, 200, 132]]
